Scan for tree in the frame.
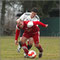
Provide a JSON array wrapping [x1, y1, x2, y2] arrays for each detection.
[[0, 0, 6, 35], [21, 1, 59, 17]]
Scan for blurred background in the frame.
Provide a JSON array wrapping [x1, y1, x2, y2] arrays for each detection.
[[0, 0, 60, 60], [0, 0, 60, 36]]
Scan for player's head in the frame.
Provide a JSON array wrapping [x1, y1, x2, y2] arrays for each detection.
[[31, 7, 38, 18], [16, 20, 24, 28], [31, 7, 38, 13]]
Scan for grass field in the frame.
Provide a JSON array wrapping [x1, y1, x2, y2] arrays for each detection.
[[0, 36, 60, 60]]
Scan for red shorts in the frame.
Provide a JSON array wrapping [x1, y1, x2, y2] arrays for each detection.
[[22, 31, 40, 44]]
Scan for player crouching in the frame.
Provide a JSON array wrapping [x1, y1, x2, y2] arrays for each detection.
[[15, 20, 48, 58]]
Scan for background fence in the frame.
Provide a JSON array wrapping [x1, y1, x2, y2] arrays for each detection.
[[40, 17, 60, 36], [0, 0, 59, 36]]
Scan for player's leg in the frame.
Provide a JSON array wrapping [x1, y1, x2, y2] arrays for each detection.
[[18, 36, 29, 58], [24, 37, 33, 57], [27, 37, 33, 50], [33, 32, 43, 58], [17, 29, 24, 52], [35, 43, 43, 58], [18, 37, 33, 52], [21, 36, 29, 54], [19, 33, 30, 57]]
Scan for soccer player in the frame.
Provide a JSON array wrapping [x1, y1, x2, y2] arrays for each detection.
[[15, 20, 48, 58], [15, 7, 40, 52]]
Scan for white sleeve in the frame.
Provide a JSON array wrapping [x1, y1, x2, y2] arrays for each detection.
[[17, 13, 25, 21], [36, 15, 40, 21]]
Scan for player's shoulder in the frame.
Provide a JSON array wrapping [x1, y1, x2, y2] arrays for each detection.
[[24, 12, 31, 16], [35, 15, 39, 18], [35, 15, 40, 20], [20, 12, 30, 17]]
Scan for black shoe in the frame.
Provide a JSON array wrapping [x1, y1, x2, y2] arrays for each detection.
[[24, 55, 29, 58], [39, 53, 42, 58]]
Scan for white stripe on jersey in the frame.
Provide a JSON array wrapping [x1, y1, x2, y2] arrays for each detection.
[[16, 25, 20, 30], [18, 12, 40, 21]]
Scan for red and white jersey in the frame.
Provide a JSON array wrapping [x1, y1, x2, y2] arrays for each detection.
[[17, 12, 40, 21], [22, 21, 46, 34], [22, 21, 39, 34], [15, 21, 47, 41]]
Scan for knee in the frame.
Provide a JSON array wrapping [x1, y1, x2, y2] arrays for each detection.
[[20, 40, 24, 44], [28, 38, 33, 45], [35, 44, 39, 47], [29, 42, 33, 45], [20, 39, 26, 45], [21, 37, 26, 44]]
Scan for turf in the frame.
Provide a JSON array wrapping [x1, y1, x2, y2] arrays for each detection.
[[0, 36, 60, 60]]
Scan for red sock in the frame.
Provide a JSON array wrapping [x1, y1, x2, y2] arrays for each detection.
[[37, 45, 43, 52], [22, 43, 29, 55]]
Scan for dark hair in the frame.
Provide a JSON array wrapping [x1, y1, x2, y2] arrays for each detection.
[[31, 7, 38, 13]]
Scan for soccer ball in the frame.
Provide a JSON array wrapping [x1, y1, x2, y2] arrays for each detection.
[[28, 50, 36, 58]]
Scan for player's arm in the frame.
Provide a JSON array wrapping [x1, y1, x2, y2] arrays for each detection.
[[16, 13, 25, 26], [33, 21, 48, 27], [15, 24, 20, 45], [27, 21, 48, 28], [15, 17, 22, 45], [15, 13, 25, 45]]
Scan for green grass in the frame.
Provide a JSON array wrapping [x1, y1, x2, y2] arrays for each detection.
[[0, 36, 60, 60]]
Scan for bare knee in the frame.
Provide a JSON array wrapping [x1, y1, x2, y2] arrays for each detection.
[[28, 38, 33, 45], [35, 43, 39, 47], [21, 36, 27, 44]]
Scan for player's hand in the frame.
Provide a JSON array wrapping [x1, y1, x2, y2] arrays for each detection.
[[15, 40, 18, 45], [46, 24, 48, 27]]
